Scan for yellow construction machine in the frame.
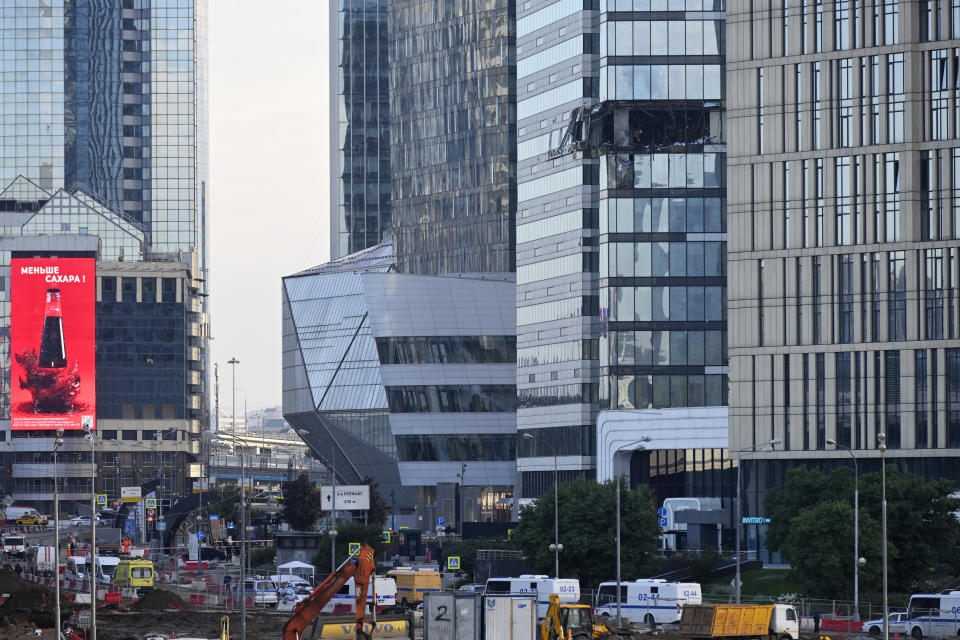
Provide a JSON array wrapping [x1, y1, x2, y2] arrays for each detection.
[[539, 593, 639, 640]]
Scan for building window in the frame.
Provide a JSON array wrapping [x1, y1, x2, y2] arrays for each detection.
[[813, 257, 822, 343], [885, 350, 901, 448], [887, 54, 904, 143], [837, 352, 852, 447], [784, 354, 791, 450], [812, 62, 822, 149], [803, 353, 811, 449], [815, 0, 824, 51], [932, 51, 949, 140], [884, 153, 901, 242], [916, 349, 929, 449], [816, 352, 826, 450], [815, 158, 825, 246], [926, 249, 945, 340], [839, 255, 854, 343], [386, 385, 517, 413], [784, 162, 791, 248], [889, 251, 906, 341], [871, 253, 882, 342], [837, 60, 853, 147], [884, 0, 899, 44], [835, 0, 850, 49], [836, 156, 851, 244]]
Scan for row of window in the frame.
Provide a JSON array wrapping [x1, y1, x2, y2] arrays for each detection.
[[518, 382, 600, 408], [606, 373, 728, 409], [604, 329, 727, 367], [518, 252, 598, 285], [518, 295, 599, 326], [605, 153, 725, 191], [518, 339, 599, 368], [602, 241, 726, 279], [519, 35, 594, 79], [517, 209, 598, 244], [757, 248, 958, 348], [385, 385, 516, 413], [601, 197, 726, 235], [396, 434, 516, 462], [606, 285, 727, 323], [375, 336, 516, 366], [600, 64, 723, 101], [518, 425, 596, 457], [777, 0, 898, 56], [601, 19, 723, 58], [519, 165, 598, 203]]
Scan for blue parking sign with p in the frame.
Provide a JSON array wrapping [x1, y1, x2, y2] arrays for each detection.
[[437, 516, 446, 527]]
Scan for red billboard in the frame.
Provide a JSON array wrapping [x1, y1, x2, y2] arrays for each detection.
[[10, 258, 96, 431]]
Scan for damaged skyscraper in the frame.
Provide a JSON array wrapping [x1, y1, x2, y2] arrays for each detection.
[[516, 1, 727, 495]]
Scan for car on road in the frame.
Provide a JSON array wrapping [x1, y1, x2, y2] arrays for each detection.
[[235, 577, 278, 605], [864, 612, 908, 636], [278, 584, 313, 605], [69, 515, 99, 527], [15, 514, 47, 525]]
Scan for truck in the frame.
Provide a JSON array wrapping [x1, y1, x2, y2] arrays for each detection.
[[29, 545, 56, 576], [905, 590, 960, 638], [485, 575, 581, 620], [387, 568, 441, 606], [1, 534, 26, 557], [320, 575, 397, 614], [595, 578, 702, 625], [679, 604, 799, 640]]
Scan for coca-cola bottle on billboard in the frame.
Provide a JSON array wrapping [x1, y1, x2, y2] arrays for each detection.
[[38, 288, 66, 368]]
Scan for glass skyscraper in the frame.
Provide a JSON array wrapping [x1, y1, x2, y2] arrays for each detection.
[[388, 0, 517, 274], [515, 0, 727, 496], [0, 0, 209, 510], [330, 0, 392, 259]]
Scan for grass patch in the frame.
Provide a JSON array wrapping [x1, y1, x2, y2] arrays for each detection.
[[706, 568, 802, 598]]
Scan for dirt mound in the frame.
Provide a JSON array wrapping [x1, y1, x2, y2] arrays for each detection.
[[0, 584, 70, 630], [130, 589, 185, 611], [0, 568, 28, 594]]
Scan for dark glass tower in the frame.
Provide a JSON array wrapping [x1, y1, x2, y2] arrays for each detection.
[[331, 0, 393, 259], [388, 0, 517, 274]]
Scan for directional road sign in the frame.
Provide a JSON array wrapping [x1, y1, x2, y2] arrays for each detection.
[[657, 507, 667, 517]]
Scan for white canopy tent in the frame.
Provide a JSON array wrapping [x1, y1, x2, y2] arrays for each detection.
[[275, 559, 316, 585]]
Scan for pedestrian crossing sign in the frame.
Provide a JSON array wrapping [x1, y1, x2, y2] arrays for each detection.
[[348, 542, 361, 555], [447, 556, 460, 570], [96, 494, 107, 506], [145, 498, 157, 509]]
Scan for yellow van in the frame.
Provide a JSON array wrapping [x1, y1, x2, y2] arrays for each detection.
[[387, 568, 441, 606], [113, 559, 154, 588]]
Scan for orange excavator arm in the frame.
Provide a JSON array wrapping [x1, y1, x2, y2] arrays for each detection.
[[282, 544, 377, 640]]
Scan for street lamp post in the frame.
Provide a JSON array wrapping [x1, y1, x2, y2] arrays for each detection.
[[735, 438, 781, 604], [614, 437, 652, 629], [827, 439, 860, 621], [82, 422, 97, 640], [228, 357, 245, 640], [878, 433, 889, 640], [522, 433, 560, 578], [53, 428, 64, 640]]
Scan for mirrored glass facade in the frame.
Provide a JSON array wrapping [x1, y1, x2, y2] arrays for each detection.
[[331, 0, 392, 259], [388, 0, 517, 274], [282, 241, 518, 519], [515, 0, 727, 497]]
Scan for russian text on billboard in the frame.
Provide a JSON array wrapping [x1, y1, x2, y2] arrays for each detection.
[[10, 258, 96, 430]]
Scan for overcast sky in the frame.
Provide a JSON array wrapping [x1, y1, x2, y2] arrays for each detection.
[[208, 1, 331, 412]]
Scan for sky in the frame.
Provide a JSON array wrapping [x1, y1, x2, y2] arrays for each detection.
[[208, 1, 331, 412]]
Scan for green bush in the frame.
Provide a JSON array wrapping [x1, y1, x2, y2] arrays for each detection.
[[250, 545, 276, 569]]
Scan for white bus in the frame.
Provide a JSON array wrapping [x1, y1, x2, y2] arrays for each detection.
[[595, 579, 702, 625], [484, 575, 580, 619], [906, 591, 960, 638], [320, 575, 397, 614]]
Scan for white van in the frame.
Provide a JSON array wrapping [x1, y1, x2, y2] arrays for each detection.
[[321, 575, 397, 614], [906, 591, 960, 638], [65, 556, 119, 585], [484, 575, 580, 619], [30, 545, 57, 576], [595, 579, 702, 625]]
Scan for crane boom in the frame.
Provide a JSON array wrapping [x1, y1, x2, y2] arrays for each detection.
[[283, 544, 377, 640]]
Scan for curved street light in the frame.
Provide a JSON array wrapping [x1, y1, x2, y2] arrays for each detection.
[[614, 437, 652, 628], [827, 438, 860, 620], [735, 438, 781, 604], [522, 433, 560, 578]]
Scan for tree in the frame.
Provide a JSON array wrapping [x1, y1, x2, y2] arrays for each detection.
[[765, 465, 960, 594], [782, 500, 883, 599], [282, 474, 324, 531], [514, 477, 659, 587], [208, 485, 241, 526], [311, 521, 387, 575], [363, 476, 390, 529]]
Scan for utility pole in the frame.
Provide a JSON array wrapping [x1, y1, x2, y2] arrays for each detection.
[[228, 357, 244, 640]]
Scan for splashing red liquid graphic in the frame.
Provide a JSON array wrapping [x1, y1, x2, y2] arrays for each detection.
[[14, 348, 87, 414]]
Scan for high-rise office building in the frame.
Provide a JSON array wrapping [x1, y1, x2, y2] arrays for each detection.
[[387, 0, 517, 274], [515, 0, 727, 496], [728, 1, 960, 518], [0, 1, 209, 511], [330, 0, 392, 259]]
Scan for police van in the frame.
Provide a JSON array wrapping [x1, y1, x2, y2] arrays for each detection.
[[484, 575, 580, 619], [595, 579, 702, 625], [906, 591, 960, 638], [320, 575, 397, 614]]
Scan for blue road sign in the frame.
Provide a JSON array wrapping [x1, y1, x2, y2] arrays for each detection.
[[658, 517, 668, 527], [437, 516, 446, 527], [145, 498, 157, 510], [197, 531, 205, 541], [657, 507, 667, 517]]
